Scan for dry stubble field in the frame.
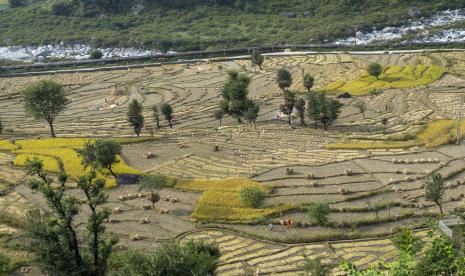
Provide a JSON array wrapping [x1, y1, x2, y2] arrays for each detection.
[[2, 50, 465, 274]]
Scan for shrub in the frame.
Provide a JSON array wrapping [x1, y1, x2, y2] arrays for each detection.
[[240, 187, 265, 208], [110, 240, 220, 276], [89, 48, 103, 59], [307, 203, 330, 226]]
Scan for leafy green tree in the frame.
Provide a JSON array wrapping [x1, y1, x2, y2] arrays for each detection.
[[280, 90, 296, 125], [161, 103, 174, 128], [368, 63, 382, 79], [245, 101, 259, 129], [23, 80, 70, 137], [307, 92, 322, 129], [425, 172, 445, 215], [251, 50, 264, 70], [295, 97, 306, 127], [110, 240, 220, 276], [303, 73, 314, 93], [307, 203, 330, 226], [138, 175, 167, 208], [416, 235, 457, 275], [277, 68, 292, 92], [152, 106, 160, 129], [77, 170, 115, 276], [214, 109, 225, 126], [239, 188, 265, 208], [311, 93, 343, 131], [24, 157, 115, 276], [90, 48, 103, 59], [128, 99, 144, 136], [219, 70, 254, 123], [76, 140, 121, 178], [355, 99, 367, 119]]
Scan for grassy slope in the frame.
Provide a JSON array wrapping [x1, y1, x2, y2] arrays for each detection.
[[0, 1, 464, 51]]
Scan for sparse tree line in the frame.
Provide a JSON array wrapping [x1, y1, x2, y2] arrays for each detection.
[[11, 79, 175, 138]]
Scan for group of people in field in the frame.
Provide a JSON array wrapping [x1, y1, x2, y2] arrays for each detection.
[[268, 218, 294, 231]]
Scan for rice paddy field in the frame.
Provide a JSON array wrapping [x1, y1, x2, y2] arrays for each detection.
[[2, 50, 465, 274]]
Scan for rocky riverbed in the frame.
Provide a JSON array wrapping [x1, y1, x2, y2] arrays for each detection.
[[1, 9, 465, 62]]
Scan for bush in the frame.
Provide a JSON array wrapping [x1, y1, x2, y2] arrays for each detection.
[[240, 187, 265, 208], [307, 203, 330, 226], [110, 240, 220, 276], [89, 48, 103, 59]]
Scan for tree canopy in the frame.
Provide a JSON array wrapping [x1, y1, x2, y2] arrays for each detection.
[[128, 99, 144, 136], [23, 80, 70, 137], [219, 70, 255, 123]]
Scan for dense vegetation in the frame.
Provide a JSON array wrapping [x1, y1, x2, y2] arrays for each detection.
[[1, 0, 465, 50]]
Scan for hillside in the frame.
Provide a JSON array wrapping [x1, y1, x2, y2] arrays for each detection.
[[0, 0, 464, 51]]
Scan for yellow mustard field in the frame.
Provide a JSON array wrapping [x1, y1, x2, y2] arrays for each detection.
[[326, 65, 446, 95], [178, 178, 292, 221], [327, 119, 465, 150], [0, 138, 143, 188]]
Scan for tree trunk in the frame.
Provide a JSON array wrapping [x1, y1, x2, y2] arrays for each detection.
[[288, 115, 291, 125], [219, 118, 222, 126], [237, 117, 242, 124], [68, 225, 82, 269], [156, 118, 160, 129], [107, 165, 117, 178], [438, 203, 443, 215], [48, 120, 56, 138], [168, 120, 173, 128], [92, 223, 99, 275], [301, 118, 306, 127]]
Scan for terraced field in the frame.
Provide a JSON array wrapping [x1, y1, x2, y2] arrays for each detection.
[[2, 50, 465, 274]]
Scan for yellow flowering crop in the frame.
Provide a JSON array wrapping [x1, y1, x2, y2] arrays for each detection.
[[326, 65, 446, 95], [1, 138, 142, 188]]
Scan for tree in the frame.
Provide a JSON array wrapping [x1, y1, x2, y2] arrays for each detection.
[[160, 103, 173, 128], [240, 188, 265, 208], [76, 140, 121, 178], [152, 106, 161, 129], [0, 120, 3, 134], [303, 73, 314, 93], [425, 172, 445, 215], [110, 240, 220, 276], [368, 63, 382, 79], [280, 90, 296, 125], [314, 93, 343, 131], [245, 101, 259, 129], [354, 99, 367, 119], [277, 68, 292, 92], [90, 48, 103, 59], [138, 175, 167, 208], [77, 171, 115, 276], [219, 70, 253, 123], [23, 80, 70, 137], [307, 92, 322, 129], [295, 97, 306, 127], [307, 203, 330, 226], [24, 157, 115, 276], [127, 99, 144, 136], [251, 50, 264, 70], [214, 109, 225, 126]]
